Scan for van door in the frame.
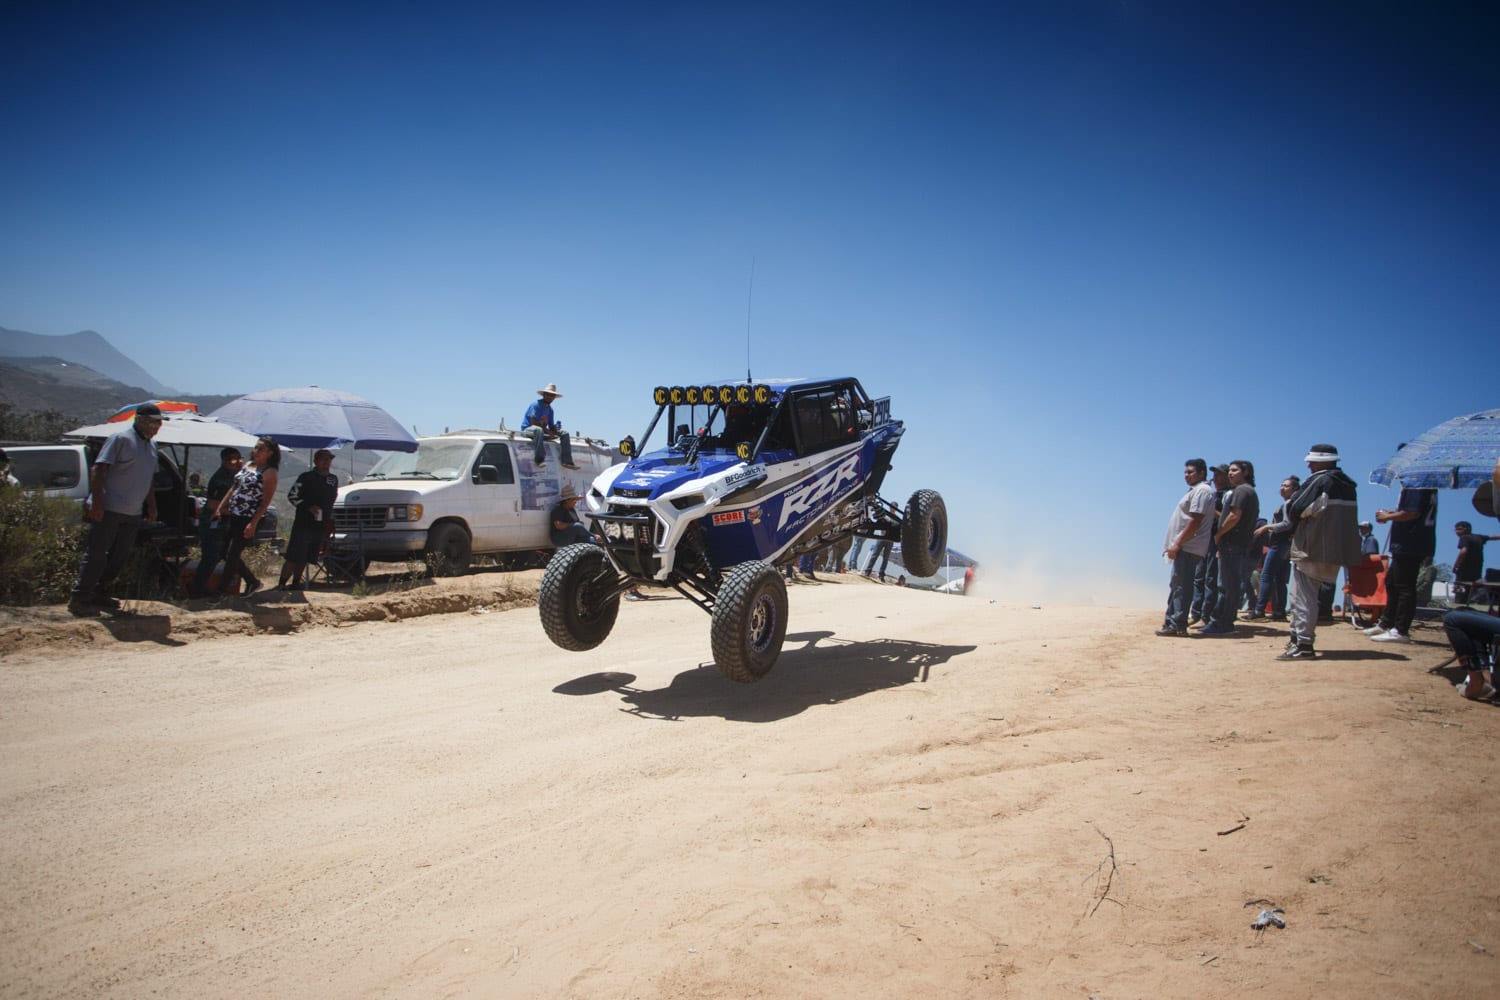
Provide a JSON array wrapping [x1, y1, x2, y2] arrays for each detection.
[[468, 442, 523, 551]]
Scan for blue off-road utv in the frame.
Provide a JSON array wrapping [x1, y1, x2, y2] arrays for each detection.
[[538, 377, 947, 682]]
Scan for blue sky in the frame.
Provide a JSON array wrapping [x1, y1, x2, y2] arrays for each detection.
[[3, 1, 1495, 604]]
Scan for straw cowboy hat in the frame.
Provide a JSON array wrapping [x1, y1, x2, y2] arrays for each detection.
[[537, 383, 564, 398], [559, 480, 579, 501]]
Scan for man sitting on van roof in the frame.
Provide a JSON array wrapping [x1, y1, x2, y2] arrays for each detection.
[[523, 382, 580, 471]]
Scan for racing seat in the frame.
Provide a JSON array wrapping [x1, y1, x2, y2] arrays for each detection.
[[1343, 554, 1387, 627]]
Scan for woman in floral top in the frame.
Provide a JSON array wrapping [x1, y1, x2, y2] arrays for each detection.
[[213, 436, 280, 596]]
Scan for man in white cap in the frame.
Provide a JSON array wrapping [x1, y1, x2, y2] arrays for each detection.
[[1358, 521, 1379, 555], [522, 383, 579, 470], [1275, 443, 1361, 660]]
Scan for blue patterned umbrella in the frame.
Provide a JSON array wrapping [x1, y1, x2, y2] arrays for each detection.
[[1369, 408, 1500, 489], [210, 386, 418, 452]]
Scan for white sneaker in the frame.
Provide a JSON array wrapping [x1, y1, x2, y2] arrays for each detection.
[[1361, 624, 1387, 636], [1372, 629, 1412, 644]]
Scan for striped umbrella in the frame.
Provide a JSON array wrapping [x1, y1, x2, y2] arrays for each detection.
[[106, 399, 200, 422]]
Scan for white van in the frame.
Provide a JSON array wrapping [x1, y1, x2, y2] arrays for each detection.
[[330, 430, 619, 575]]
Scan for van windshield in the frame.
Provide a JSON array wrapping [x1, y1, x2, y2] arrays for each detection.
[[364, 442, 475, 481]]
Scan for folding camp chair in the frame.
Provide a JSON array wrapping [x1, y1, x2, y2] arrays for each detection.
[[1343, 554, 1388, 627]]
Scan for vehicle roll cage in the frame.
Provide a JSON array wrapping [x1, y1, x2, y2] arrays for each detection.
[[631, 379, 876, 466]]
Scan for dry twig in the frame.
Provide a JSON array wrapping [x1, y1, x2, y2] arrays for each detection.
[[1084, 825, 1122, 916]]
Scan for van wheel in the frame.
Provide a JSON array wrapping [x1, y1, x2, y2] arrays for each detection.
[[425, 523, 471, 577], [900, 489, 947, 578], [539, 544, 621, 651], [711, 561, 788, 683]]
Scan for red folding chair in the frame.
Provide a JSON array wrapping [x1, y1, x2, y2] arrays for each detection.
[[1344, 554, 1388, 627]]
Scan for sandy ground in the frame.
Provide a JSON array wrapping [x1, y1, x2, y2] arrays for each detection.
[[2, 574, 1499, 999]]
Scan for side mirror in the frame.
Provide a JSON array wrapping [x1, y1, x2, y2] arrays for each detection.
[[477, 464, 500, 484]]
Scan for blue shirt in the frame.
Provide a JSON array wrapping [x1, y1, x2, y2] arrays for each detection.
[[523, 399, 556, 431], [95, 426, 158, 515]]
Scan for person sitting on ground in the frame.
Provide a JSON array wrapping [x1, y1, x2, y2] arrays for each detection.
[[1444, 609, 1500, 701], [549, 481, 593, 547], [1452, 521, 1500, 606], [278, 449, 339, 591], [522, 382, 579, 470]]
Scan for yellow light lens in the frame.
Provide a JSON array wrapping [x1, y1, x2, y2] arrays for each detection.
[[684, 386, 701, 404], [670, 386, 685, 404], [653, 386, 669, 405], [717, 385, 734, 405], [753, 384, 771, 404]]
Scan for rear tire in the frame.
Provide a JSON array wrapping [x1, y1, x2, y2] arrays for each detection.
[[900, 489, 948, 578], [711, 561, 789, 683], [426, 523, 471, 577], [539, 543, 621, 651]]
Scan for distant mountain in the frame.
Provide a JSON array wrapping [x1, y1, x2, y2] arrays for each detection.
[[0, 358, 154, 424], [0, 326, 176, 395]]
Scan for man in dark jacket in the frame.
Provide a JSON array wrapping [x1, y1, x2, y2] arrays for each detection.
[[1274, 444, 1361, 660], [278, 449, 339, 590]]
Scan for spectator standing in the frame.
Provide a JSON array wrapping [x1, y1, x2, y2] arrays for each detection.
[[0, 449, 18, 488], [1451, 521, 1500, 605], [191, 447, 243, 597], [1156, 458, 1216, 637], [277, 449, 339, 590], [67, 404, 163, 615], [1200, 460, 1259, 635], [1252, 475, 1300, 622], [1275, 444, 1361, 660], [1358, 521, 1380, 555], [1365, 481, 1438, 643], [214, 436, 281, 598], [1190, 464, 1228, 626], [865, 538, 894, 581], [522, 383, 580, 470]]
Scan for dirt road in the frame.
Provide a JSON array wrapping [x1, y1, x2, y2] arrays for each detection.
[[3, 578, 1497, 997]]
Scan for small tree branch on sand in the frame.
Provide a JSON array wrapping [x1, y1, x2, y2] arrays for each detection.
[[1084, 825, 1123, 916]]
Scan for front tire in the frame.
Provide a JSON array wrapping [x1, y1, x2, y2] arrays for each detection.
[[539, 544, 622, 651], [426, 523, 472, 577], [900, 489, 948, 578], [711, 561, 789, 683]]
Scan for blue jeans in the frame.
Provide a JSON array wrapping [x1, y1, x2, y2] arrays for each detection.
[[524, 426, 573, 466], [847, 537, 865, 572], [1164, 551, 1203, 631], [193, 527, 226, 597], [1257, 544, 1291, 616], [1210, 547, 1251, 630], [1443, 610, 1500, 668], [1191, 544, 1219, 622]]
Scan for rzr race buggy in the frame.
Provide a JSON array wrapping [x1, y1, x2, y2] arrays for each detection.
[[539, 377, 947, 682]]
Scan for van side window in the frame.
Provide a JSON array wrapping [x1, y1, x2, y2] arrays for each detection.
[[473, 443, 515, 485], [7, 448, 82, 489]]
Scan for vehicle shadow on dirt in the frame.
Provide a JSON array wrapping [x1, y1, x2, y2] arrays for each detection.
[[587, 631, 978, 723]]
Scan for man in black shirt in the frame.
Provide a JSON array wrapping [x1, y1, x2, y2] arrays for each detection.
[[550, 481, 593, 547], [191, 447, 242, 597], [278, 449, 339, 590]]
